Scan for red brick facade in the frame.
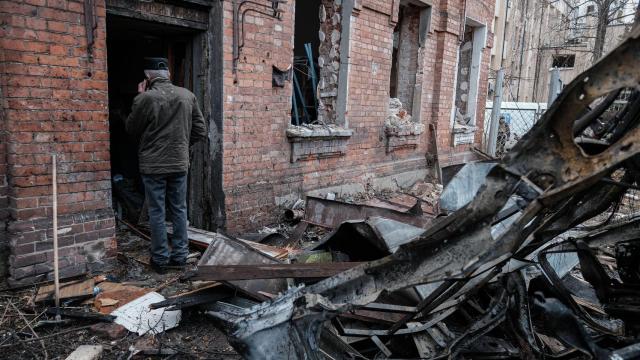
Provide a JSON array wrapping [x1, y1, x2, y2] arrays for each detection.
[[0, 0, 116, 286], [0, 0, 494, 285], [222, 0, 495, 230]]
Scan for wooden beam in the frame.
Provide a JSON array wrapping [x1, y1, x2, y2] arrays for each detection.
[[193, 263, 363, 281]]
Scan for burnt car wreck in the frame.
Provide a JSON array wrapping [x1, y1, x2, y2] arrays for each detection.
[[164, 27, 640, 359]]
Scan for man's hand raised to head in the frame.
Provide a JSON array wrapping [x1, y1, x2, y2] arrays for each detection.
[[138, 79, 148, 94]]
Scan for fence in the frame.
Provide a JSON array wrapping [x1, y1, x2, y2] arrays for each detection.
[[484, 101, 547, 155]]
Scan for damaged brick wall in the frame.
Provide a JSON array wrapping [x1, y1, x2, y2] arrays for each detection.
[[221, 0, 495, 231], [221, 0, 297, 231], [430, 1, 494, 167], [317, 0, 342, 124], [0, 0, 116, 286]]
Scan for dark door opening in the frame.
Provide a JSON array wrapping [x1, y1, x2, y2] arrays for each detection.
[[106, 15, 200, 224]]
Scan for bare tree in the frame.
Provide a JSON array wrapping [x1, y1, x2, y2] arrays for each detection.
[[561, 0, 637, 63]]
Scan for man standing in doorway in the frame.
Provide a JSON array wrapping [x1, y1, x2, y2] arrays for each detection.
[[126, 57, 207, 273]]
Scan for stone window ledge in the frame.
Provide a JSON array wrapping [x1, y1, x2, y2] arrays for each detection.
[[452, 123, 477, 134], [384, 123, 425, 153], [453, 123, 477, 146], [286, 125, 352, 162], [385, 122, 425, 137], [286, 125, 353, 141]]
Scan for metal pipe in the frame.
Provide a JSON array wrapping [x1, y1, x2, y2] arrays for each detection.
[[487, 69, 504, 156], [52, 154, 60, 313]]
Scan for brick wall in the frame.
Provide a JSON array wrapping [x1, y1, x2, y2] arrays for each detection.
[[221, 0, 495, 232], [0, 0, 496, 255], [0, 0, 116, 286]]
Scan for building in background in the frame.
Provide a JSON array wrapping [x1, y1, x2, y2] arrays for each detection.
[[491, 0, 637, 103]]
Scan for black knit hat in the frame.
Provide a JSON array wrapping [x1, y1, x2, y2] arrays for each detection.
[[143, 57, 169, 71]]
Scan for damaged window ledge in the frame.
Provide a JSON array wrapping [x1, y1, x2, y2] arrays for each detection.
[[452, 123, 477, 134], [384, 123, 425, 153], [286, 125, 352, 163], [286, 125, 353, 141], [385, 122, 425, 137], [452, 124, 477, 146]]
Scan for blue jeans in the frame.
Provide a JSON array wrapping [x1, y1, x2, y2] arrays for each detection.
[[141, 172, 189, 265]]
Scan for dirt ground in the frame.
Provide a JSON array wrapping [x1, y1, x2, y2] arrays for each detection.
[[0, 229, 239, 360]]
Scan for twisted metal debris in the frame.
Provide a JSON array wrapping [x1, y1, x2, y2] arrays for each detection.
[[205, 26, 640, 360]]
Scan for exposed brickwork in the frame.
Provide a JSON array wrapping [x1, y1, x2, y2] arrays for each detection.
[[222, 0, 495, 231], [289, 137, 349, 162], [0, 0, 115, 286], [0, 0, 496, 265], [316, 0, 342, 123]]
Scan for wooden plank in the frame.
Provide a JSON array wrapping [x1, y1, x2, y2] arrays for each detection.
[[35, 278, 95, 303], [194, 263, 362, 281]]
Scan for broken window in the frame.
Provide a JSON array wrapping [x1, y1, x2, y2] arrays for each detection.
[[390, 2, 421, 118], [454, 21, 486, 128], [388, 1, 431, 131], [552, 54, 576, 68], [291, 0, 342, 125]]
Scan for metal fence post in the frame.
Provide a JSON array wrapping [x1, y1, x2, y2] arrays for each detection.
[[487, 68, 504, 157], [548, 67, 561, 106]]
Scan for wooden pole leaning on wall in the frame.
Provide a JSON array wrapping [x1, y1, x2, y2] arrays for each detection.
[[52, 154, 60, 314]]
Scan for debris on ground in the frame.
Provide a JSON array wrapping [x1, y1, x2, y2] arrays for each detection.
[[64, 345, 103, 360]]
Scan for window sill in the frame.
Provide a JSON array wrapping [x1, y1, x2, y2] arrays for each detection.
[[452, 123, 477, 145], [385, 122, 425, 137], [286, 125, 353, 140], [385, 122, 425, 153], [286, 125, 353, 162]]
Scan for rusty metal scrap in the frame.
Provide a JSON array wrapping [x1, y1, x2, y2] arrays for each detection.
[[191, 27, 640, 359]]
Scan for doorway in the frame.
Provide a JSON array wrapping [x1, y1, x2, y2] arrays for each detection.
[[106, 15, 200, 225]]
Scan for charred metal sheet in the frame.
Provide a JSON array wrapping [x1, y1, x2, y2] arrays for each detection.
[[304, 196, 433, 229], [310, 217, 425, 260], [439, 162, 497, 213], [239, 232, 288, 244], [616, 239, 640, 284], [198, 233, 287, 300]]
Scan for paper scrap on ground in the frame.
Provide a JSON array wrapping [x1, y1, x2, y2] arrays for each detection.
[[111, 292, 181, 335]]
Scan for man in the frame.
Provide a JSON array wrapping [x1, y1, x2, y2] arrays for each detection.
[[126, 57, 206, 273], [495, 114, 511, 158]]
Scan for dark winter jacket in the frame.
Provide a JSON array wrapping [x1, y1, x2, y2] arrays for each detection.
[[126, 78, 206, 174]]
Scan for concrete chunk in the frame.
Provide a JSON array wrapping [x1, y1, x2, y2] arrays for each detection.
[[65, 345, 103, 360]]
